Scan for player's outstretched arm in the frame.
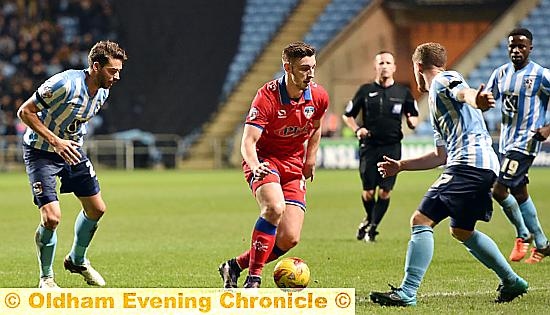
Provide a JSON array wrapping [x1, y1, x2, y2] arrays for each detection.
[[378, 146, 447, 178], [457, 84, 495, 111], [377, 156, 401, 178], [532, 124, 550, 141]]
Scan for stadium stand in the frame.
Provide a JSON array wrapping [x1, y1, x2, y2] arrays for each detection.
[[0, 0, 117, 170], [220, 0, 299, 101], [181, 0, 339, 169], [304, 0, 371, 51], [182, 0, 372, 169]]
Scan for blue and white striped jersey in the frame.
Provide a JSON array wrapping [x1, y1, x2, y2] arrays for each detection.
[[486, 60, 550, 156], [23, 69, 109, 152], [429, 70, 499, 174]]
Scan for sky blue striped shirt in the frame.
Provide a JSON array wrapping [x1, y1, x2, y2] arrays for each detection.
[[23, 69, 109, 152], [429, 70, 499, 174], [486, 60, 550, 156]]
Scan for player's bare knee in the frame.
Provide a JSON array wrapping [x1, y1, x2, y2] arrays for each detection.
[[97, 203, 107, 215], [84, 203, 106, 221], [378, 189, 391, 199], [491, 184, 507, 202], [492, 190, 504, 202], [42, 215, 60, 229], [261, 202, 285, 220], [511, 191, 528, 204], [262, 202, 285, 217], [362, 190, 375, 201], [410, 210, 433, 227], [450, 228, 472, 242], [40, 205, 61, 229]]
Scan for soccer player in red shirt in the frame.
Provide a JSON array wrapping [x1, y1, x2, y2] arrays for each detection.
[[219, 41, 329, 288]]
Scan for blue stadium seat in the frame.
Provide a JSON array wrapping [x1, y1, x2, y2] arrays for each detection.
[[220, 0, 299, 100], [220, 0, 374, 101], [302, 0, 371, 53]]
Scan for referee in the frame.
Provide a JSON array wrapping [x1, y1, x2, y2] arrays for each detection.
[[342, 51, 418, 242]]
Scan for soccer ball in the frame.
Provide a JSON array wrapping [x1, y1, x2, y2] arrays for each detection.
[[273, 257, 310, 288]]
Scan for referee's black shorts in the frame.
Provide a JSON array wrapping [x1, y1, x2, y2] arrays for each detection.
[[359, 142, 401, 191]]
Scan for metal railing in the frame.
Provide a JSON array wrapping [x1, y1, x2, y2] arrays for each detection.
[[0, 134, 183, 171], [0, 135, 21, 171]]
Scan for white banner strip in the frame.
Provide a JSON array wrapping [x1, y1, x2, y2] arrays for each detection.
[[0, 288, 355, 315]]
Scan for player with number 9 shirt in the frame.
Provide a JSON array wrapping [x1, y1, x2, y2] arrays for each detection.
[[486, 28, 550, 263]]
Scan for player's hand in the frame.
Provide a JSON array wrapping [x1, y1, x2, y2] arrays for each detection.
[[53, 138, 82, 165], [252, 162, 271, 180], [475, 84, 495, 112], [532, 126, 550, 141], [377, 155, 401, 178], [302, 163, 315, 182]]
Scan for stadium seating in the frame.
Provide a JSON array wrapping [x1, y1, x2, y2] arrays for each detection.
[[272, 0, 371, 79], [304, 0, 371, 51], [220, 0, 299, 100], [0, 0, 116, 136], [220, 0, 371, 100], [184, 0, 374, 168]]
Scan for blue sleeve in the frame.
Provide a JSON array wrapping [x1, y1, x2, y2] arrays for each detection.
[[33, 73, 68, 110]]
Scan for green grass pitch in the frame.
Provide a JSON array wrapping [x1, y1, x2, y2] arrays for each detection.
[[1, 168, 549, 314]]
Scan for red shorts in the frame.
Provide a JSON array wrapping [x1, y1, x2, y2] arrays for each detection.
[[243, 156, 306, 210]]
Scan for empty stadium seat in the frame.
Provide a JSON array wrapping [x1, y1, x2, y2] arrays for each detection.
[[220, 0, 299, 99], [302, 0, 371, 52]]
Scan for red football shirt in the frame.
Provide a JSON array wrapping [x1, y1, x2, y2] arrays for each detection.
[[245, 76, 329, 160]]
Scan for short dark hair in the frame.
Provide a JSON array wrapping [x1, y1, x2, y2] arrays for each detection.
[[412, 42, 447, 69], [282, 41, 315, 64], [88, 40, 128, 67], [376, 50, 394, 57], [508, 28, 533, 42]]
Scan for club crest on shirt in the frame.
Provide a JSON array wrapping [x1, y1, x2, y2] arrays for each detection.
[[38, 84, 53, 99], [303, 106, 315, 119], [248, 107, 259, 120], [524, 77, 535, 94], [267, 81, 277, 92]]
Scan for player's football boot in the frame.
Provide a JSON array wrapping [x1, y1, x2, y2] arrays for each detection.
[[369, 284, 417, 306], [218, 258, 242, 288], [64, 255, 106, 286], [356, 218, 369, 240], [38, 276, 60, 289], [509, 235, 532, 261], [495, 277, 528, 303], [524, 243, 550, 264], [365, 224, 379, 242], [243, 275, 261, 288]]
